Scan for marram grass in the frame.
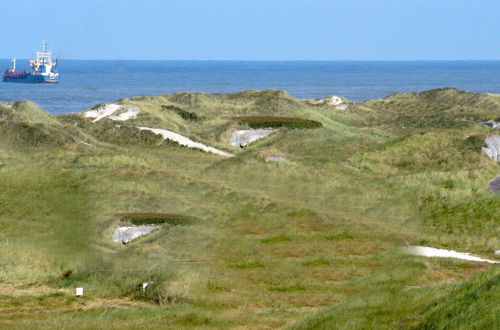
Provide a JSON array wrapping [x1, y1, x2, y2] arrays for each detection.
[[0, 88, 498, 329]]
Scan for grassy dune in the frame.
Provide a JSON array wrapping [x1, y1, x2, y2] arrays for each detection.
[[0, 89, 498, 328]]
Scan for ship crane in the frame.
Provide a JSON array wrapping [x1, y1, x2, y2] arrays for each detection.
[[29, 41, 59, 79]]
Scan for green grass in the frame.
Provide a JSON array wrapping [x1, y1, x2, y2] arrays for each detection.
[[0, 88, 499, 329], [58, 115, 165, 146], [411, 268, 500, 329]]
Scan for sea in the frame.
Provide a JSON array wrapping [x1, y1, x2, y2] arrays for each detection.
[[1, 60, 500, 115]]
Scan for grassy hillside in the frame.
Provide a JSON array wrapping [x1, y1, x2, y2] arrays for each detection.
[[0, 89, 498, 329], [0, 101, 80, 147], [364, 88, 500, 130], [412, 267, 500, 329]]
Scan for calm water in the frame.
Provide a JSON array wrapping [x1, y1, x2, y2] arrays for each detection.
[[1, 60, 500, 114]]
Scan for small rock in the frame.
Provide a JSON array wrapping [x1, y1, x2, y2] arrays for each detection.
[[494, 250, 500, 255], [482, 121, 500, 130], [266, 156, 285, 162], [142, 281, 154, 291], [488, 175, 500, 194], [149, 252, 166, 258], [403, 286, 422, 290]]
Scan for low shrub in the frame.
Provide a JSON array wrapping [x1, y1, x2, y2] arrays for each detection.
[[131, 281, 188, 305], [233, 116, 322, 129], [161, 105, 200, 121], [301, 258, 331, 266], [269, 284, 306, 292], [233, 262, 265, 269], [60, 269, 74, 280], [325, 233, 354, 240], [260, 235, 292, 243], [116, 212, 198, 225]]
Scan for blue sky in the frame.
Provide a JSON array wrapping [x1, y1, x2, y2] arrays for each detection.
[[2, 0, 499, 60]]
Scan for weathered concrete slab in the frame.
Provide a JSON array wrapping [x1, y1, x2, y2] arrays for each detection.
[[482, 136, 500, 162], [230, 129, 274, 147], [112, 226, 157, 243]]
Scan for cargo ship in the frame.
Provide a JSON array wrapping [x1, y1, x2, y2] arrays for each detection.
[[2, 42, 59, 83]]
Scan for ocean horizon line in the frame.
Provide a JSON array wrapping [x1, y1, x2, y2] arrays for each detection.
[[2, 58, 500, 62]]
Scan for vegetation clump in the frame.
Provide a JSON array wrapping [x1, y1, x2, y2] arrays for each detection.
[[233, 115, 323, 129], [60, 269, 73, 279], [161, 105, 200, 121], [131, 281, 188, 305], [117, 212, 198, 225]]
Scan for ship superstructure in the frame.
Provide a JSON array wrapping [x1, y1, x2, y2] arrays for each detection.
[[2, 42, 59, 83]]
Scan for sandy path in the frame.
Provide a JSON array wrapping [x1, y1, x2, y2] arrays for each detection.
[[407, 246, 498, 264], [138, 126, 234, 157]]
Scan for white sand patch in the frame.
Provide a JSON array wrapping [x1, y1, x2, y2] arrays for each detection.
[[83, 104, 121, 122], [336, 103, 348, 111], [304, 96, 348, 110], [407, 246, 499, 264], [112, 226, 157, 243], [138, 126, 234, 157], [83, 104, 139, 122], [325, 96, 343, 106], [109, 105, 139, 121], [230, 129, 274, 147]]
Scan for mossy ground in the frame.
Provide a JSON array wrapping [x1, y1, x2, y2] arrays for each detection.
[[0, 89, 498, 328]]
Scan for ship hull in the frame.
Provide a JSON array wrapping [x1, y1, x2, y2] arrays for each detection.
[[2, 73, 57, 83]]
